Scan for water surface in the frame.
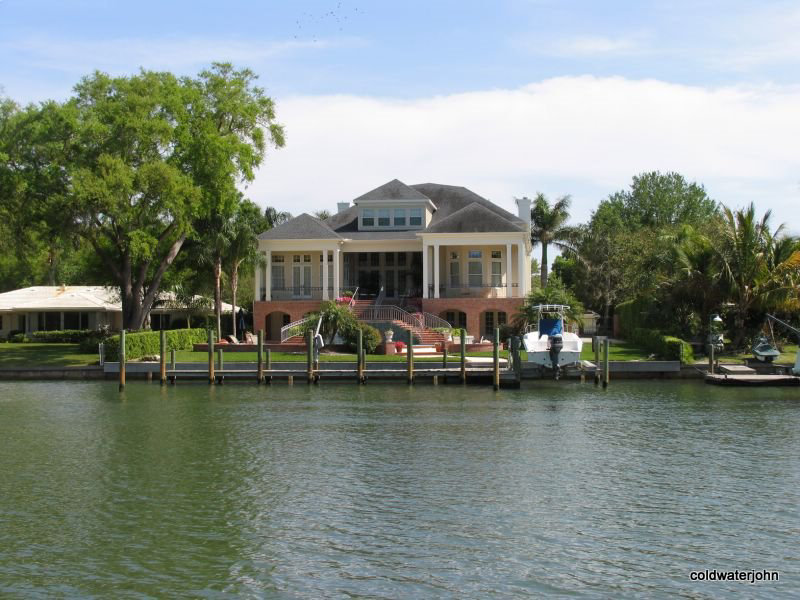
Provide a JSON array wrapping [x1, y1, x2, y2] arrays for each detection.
[[1, 380, 798, 598]]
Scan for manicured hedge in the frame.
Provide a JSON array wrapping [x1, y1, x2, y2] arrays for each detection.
[[105, 328, 208, 362], [629, 327, 694, 363], [616, 297, 654, 339]]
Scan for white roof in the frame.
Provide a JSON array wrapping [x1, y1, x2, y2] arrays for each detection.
[[0, 286, 118, 312], [0, 286, 237, 313]]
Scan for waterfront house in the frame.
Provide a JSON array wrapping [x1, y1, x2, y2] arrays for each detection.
[[254, 180, 532, 341], [0, 285, 236, 336]]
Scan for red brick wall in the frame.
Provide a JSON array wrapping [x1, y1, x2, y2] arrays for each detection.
[[422, 298, 524, 338], [253, 300, 323, 339]]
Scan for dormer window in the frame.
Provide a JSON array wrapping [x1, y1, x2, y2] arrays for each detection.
[[377, 208, 390, 227], [394, 209, 406, 226], [409, 208, 423, 226], [362, 209, 375, 227]]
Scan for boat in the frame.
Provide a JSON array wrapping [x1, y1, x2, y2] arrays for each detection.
[[752, 335, 780, 363], [522, 304, 583, 379]]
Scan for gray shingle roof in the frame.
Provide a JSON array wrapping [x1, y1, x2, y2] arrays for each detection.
[[258, 181, 528, 240], [352, 178, 431, 204], [258, 213, 342, 240], [424, 202, 526, 233]]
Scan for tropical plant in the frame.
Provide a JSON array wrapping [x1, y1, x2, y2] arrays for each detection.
[[526, 193, 577, 287], [264, 206, 293, 228], [714, 203, 800, 346], [513, 275, 584, 332]]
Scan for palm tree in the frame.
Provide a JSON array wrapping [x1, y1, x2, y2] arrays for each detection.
[[224, 200, 266, 338], [715, 203, 800, 346], [527, 193, 576, 287], [264, 206, 292, 228]]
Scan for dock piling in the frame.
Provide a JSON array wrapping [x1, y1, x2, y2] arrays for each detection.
[[407, 328, 414, 384], [159, 330, 167, 385], [257, 330, 264, 384], [217, 348, 224, 384], [265, 348, 272, 383], [119, 329, 126, 391], [460, 328, 466, 384], [511, 336, 522, 382], [493, 328, 500, 391], [593, 336, 600, 385], [306, 329, 314, 384], [357, 328, 364, 383], [603, 337, 610, 388], [207, 329, 215, 385]]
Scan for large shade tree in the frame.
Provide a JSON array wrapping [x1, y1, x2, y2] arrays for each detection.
[[2, 64, 284, 330]]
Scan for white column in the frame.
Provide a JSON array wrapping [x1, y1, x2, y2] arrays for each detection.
[[433, 243, 441, 298], [254, 256, 261, 302], [506, 243, 513, 298], [264, 250, 271, 301], [422, 242, 430, 298], [333, 247, 340, 298], [517, 242, 526, 297], [322, 249, 329, 300]]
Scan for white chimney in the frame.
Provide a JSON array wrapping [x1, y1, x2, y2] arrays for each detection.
[[337, 202, 350, 214], [515, 197, 531, 227]]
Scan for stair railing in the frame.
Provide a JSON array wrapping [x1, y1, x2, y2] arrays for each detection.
[[348, 287, 359, 309], [280, 316, 312, 342], [420, 311, 452, 330], [352, 304, 420, 331]]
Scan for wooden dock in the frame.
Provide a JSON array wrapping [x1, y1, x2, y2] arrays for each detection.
[[705, 373, 800, 386]]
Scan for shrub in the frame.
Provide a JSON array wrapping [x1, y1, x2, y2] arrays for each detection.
[[628, 327, 694, 363], [345, 322, 381, 353], [31, 329, 97, 343], [616, 297, 655, 339], [10, 333, 27, 343], [105, 328, 208, 362]]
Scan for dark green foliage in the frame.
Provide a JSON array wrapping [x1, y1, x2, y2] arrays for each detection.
[[28, 329, 111, 352], [514, 276, 584, 331], [9, 333, 27, 343], [347, 322, 381, 354], [104, 328, 207, 362], [628, 327, 694, 363], [615, 298, 655, 339]]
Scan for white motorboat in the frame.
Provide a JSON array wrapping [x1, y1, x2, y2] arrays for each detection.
[[522, 304, 583, 378]]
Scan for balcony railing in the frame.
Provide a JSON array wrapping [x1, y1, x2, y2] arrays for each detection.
[[428, 283, 520, 299], [269, 286, 334, 301]]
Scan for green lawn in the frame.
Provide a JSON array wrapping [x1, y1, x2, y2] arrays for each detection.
[[0, 343, 98, 367], [699, 344, 798, 365], [0, 338, 705, 368]]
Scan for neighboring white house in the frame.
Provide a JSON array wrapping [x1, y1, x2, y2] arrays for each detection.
[[0, 285, 236, 336], [254, 179, 533, 340]]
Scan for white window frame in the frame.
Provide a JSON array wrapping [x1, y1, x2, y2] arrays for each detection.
[[394, 208, 406, 227], [409, 207, 423, 227], [361, 209, 375, 227]]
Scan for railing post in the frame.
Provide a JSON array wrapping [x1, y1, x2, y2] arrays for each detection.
[[208, 329, 215, 385], [119, 329, 126, 391], [257, 329, 264, 384], [407, 328, 414, 384], [159, 330, 167, 385], [493, 327, 500, 390], [460, 328, 467, 383]]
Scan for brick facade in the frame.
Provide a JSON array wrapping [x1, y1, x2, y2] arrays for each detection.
[[254, 300, 323, 340], [254, 296, 524, 340], [422, 297, 524, 338]]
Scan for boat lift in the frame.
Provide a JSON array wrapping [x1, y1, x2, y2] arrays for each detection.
[[766, 314, 800, 375]]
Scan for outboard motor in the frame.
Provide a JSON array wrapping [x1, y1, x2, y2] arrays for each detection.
[[548, 334, 564, 380]]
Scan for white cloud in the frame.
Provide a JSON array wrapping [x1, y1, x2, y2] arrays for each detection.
[[525, 34, 644, 57], [248, 76, 800, 233]]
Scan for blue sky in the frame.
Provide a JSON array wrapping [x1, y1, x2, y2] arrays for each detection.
[[2, 0, 799, 234]]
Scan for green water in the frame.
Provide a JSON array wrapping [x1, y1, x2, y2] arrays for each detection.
[[0, 381, 798, 598]]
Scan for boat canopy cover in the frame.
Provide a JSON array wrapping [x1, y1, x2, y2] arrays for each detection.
[[538, 318, 563, 338]]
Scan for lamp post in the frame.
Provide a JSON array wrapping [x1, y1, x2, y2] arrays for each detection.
[[708, 314, 723, 373]]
